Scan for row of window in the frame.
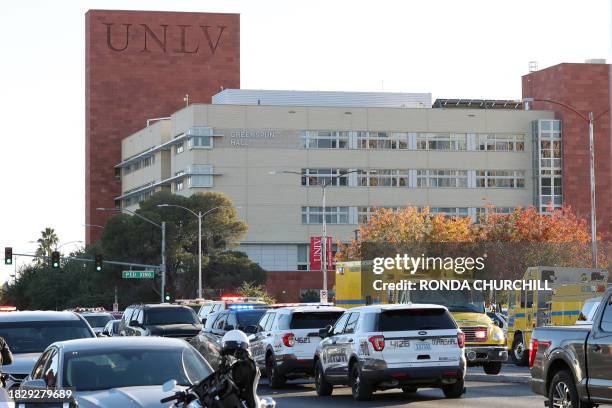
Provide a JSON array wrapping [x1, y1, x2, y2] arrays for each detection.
[[174, 165, 215, 191], [301, 206, 517, 225], [300, 168, 526, 189], [123, 154, 155, 175], [301, 131, 526, 151]]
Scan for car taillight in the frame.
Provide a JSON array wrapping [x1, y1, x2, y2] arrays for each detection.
[[529, 339, 550, 368], [457, 332, 465, 348], [282, 332, 295, 347], [368, 335, 385, 351]]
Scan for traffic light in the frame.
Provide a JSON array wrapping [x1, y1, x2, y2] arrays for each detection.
[[51, 251, 60, 269], [95, 254, 103, 272], [4, 248, 12, 265], [164, 291, 172, 302]]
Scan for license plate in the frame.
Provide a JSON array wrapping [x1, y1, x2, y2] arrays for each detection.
[[415, 342, 432, 351]]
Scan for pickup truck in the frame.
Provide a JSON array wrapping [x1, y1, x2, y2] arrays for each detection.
[[530, 287, 612, 407]]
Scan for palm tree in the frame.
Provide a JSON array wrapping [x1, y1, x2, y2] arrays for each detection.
[[35, 227, 59, 264]]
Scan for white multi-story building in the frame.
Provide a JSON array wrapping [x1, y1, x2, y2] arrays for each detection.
[[116, 90, 559, 279]]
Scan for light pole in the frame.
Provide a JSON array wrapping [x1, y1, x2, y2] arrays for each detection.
[[158, 204, 237, 299], [97, 207, 167, 302], [524, 97, 609, 268], [270, 169, 360, 299]]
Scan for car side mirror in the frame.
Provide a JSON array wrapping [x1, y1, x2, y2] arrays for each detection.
[[21, 379, 47, 390], [319, 325, 332, 338], [129, 320, 140, 327], [201, 318, 207, 325]]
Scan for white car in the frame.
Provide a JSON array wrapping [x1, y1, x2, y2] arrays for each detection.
[[313, 304, 467, 401], [249, 306, 344, 387], [80, 312, 115, 335]]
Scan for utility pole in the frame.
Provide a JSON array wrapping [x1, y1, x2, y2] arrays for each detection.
[[161, 221, 166, 302], [588, 112, 598, 267]]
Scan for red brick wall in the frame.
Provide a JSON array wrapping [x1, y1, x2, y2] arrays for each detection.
[[265, 271, 336, 302], [522, 63, 612, 238], [85, 10, 240, 243]]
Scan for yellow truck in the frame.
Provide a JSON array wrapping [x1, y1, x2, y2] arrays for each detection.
[[506, 266, 608, 366], [335, 260, 507, 374]]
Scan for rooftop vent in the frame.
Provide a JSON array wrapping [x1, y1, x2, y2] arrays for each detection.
[[585, 58, 606, 64]]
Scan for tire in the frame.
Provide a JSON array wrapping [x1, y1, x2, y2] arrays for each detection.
[[512, 333, 528, 366], [314, 360, 333, 396], [442, 378, 465, 399], [266, 354, 286, 388], [350, 363, 372, 401], [483, 362, 502, 375], [548, 370, 584, 408]]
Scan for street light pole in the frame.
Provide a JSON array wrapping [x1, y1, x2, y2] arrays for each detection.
[[588, 112, 597, 267], [158, 204, 236, 299]]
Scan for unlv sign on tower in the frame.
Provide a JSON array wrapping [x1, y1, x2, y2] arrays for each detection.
[[104, 23, 227, 55]]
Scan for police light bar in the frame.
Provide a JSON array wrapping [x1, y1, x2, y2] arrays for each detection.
[[0, 306, 16, 312], [228, 304, 254, 310], [221, 294, 246, 302]]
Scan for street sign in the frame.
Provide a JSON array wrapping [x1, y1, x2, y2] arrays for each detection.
[[122, 271, 155, 279], [320, 290, 328, 303]]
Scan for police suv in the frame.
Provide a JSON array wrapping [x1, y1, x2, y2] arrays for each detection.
[[249, 305, 344, 387], [313, 304, 466, 401]]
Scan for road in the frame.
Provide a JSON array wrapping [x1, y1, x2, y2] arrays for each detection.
[[259, 379, 542, 408]]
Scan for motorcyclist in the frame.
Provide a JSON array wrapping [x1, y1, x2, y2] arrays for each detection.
[[161, 330, 274, 408]]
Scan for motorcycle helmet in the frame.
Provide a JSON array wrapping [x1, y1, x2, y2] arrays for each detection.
[[221, 329, 250, 356]]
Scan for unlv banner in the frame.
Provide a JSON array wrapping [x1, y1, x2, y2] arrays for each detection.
[[310, 236, 333, 271]]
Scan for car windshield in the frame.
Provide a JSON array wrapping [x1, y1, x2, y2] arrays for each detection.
[[406, 288, 485, 314], [63, 346, 212, 391], [0, 321, 93, 354], [83, 315, 113, 328], [290, 312, 343, 329], [236, 311, 266, 327], [379, 309, 456, 331], [145, 308, 199, 325]]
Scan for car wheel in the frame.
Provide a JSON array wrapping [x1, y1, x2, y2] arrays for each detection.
[[512, 333, 528, 366], [314, 360, 333, 396], [548, 370, 583, 408], [350, 363, 372, 401], [442, 378, 465, 399], [266, 354, 286, 388], [483, 362, 502, 375]]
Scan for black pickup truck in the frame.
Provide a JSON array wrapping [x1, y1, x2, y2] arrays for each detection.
[[530, 287, 612, 407]]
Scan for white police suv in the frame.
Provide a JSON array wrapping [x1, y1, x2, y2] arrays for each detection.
[[313, 304, 466, 401], [249, 305, 344, 387]]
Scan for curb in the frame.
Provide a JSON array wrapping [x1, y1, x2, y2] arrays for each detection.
[[466, 373, 530, 384]]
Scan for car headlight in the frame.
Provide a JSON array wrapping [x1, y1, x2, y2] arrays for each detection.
[[492, 329, 505, 342]]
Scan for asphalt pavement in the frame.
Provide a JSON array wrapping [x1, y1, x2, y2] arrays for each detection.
[[259, 379, 542, 408]]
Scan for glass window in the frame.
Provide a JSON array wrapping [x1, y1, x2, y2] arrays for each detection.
[[0, 321, 94, 354], [416, 133, 467, 151], [289, 312, 343, 330], [344, 312, 360, 334], [175, 142, 184, 154], [62, 346, 212, 390], [600, 298, 612, 332], [235, 310, 267, 329], [302, 131, 349, 149], [145, 308, 199, 325], [297, 244, 309, 270], [331, 313, 350, 335], [379, 309, 456, 331], [44, 350, 60, 387], [416, 169, 468, 188], [301, 169, 349, 186], [477, 134, 525, 151], [83, 314, 113, 328], [301, 207, 350, 224], [476, 170, 525, 188], [213, 314, 228, 331]]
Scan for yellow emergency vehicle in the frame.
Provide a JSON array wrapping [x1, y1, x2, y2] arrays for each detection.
[[335, 260, 507, 375], [506, 266, 608, 366]]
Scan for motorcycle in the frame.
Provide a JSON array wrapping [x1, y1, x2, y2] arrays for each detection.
[[161, 330, 275, 408]]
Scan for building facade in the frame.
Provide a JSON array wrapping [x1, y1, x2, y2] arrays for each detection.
[[522, 62, 612, 237], [117, 91, 557, 299], [85, 9, 240, 244]]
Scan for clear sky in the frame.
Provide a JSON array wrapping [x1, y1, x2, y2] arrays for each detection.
[[0, 0, 610, 281]]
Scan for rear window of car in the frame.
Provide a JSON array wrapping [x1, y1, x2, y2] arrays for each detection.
[[378, 308, 456, 332], [145, 308, 199, 325], [289, 312, 343, 329]]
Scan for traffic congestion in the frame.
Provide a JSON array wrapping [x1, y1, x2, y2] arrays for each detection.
[[0, 271, 609, 407]]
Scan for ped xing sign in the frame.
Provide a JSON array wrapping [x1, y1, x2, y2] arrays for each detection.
[[122, 271, 155, 279]]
